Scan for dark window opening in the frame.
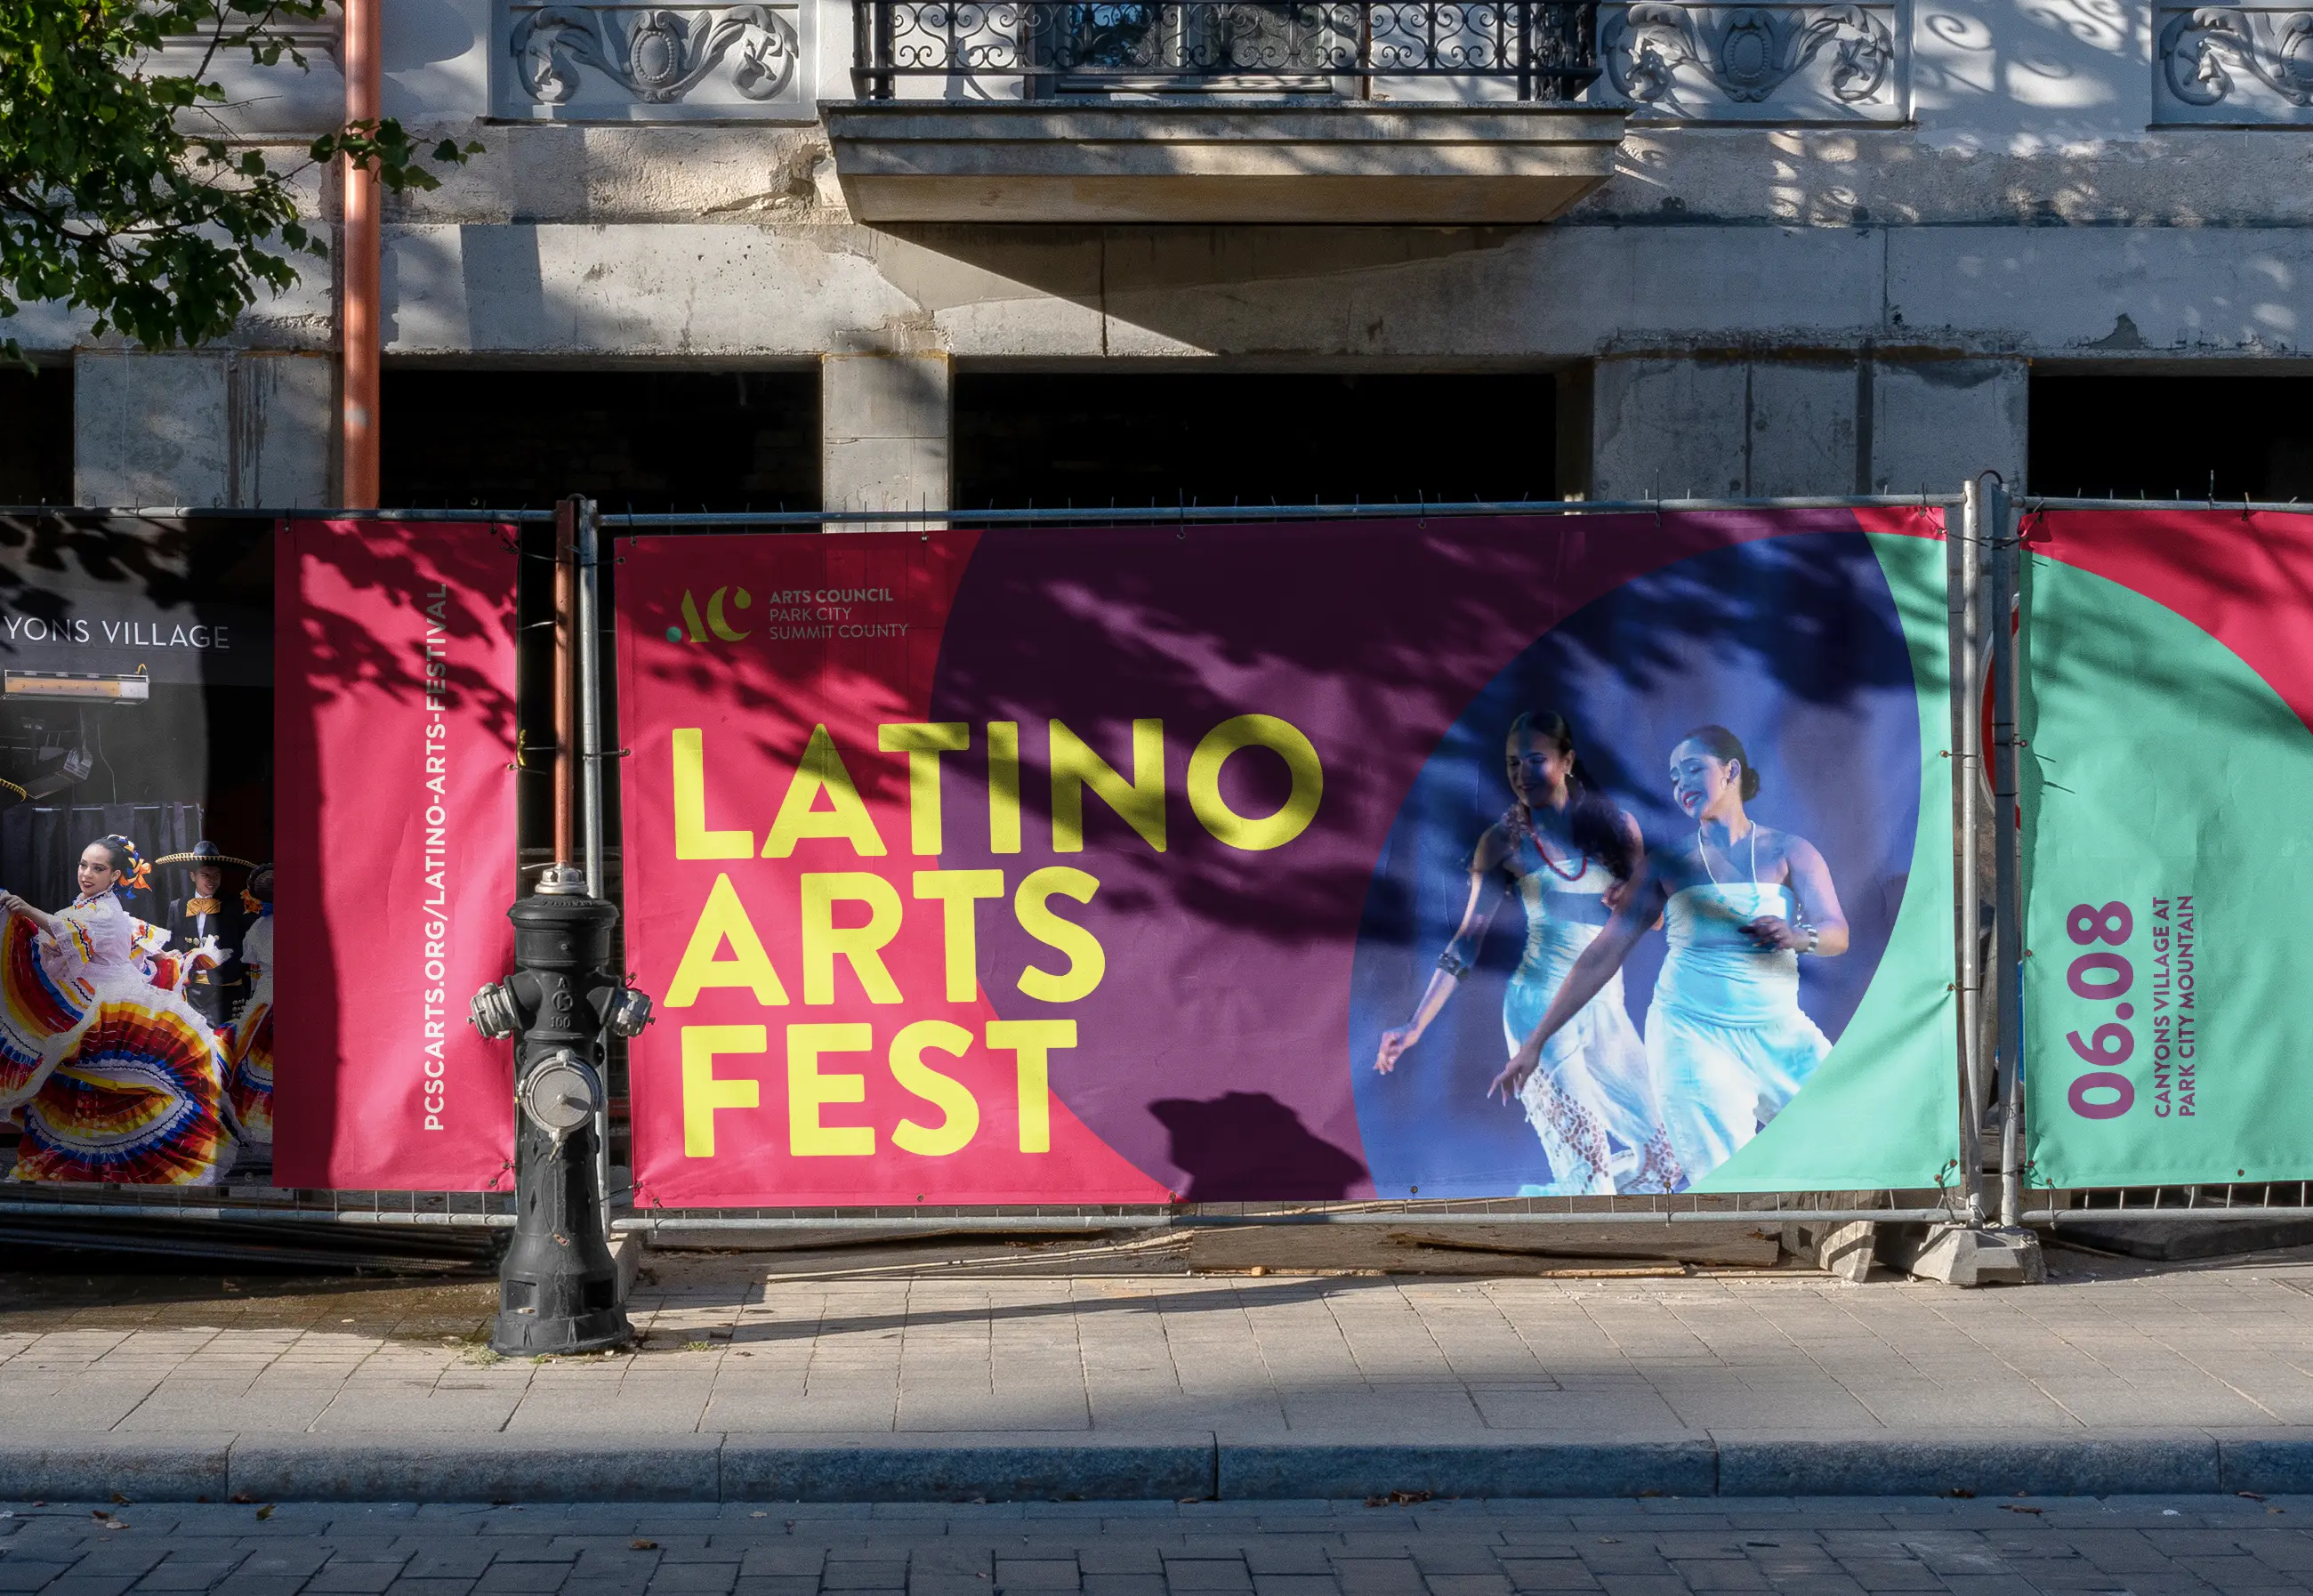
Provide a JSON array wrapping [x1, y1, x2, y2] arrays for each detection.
[[955, 373, 1557, 510], [380, 368, 820, 512], [0, 367, 74, 506], [2031, 374, 2313, 502]]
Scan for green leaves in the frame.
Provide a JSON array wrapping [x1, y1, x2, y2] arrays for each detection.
[[0, 0, 479, 360]]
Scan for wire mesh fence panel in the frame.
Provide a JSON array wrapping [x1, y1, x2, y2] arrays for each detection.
[[44, 495, 2313, 1245]]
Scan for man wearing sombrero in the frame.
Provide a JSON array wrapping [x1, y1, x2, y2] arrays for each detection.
[[157, 841, 253, 1025]]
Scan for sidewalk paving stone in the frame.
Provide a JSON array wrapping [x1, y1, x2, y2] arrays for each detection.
[[26, 1258, 2313, 1503]]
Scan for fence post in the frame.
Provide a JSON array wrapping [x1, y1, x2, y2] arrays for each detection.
[[1949, 481, 1986, 1222], [575, 497, 612, 1236], [576, 499, 606, 900], [1986, 478, 2025, 1228]]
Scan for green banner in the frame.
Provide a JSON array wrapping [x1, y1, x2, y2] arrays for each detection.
[[2022, 510, 2313, 1188]]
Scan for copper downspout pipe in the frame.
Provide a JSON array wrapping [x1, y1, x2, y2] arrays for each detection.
[[340, 0, 383, 507], [553, 500, 576, 870]]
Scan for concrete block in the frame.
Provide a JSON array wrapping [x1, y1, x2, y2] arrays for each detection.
[[717, 1431, 1216, 1502], [822, 435, 950, 518], [1593, 354, 1862, 499], [1213, 1439, 1716, 1501], [0, 1436, 231, 1501], [821, 351, 950, 516], [1877, 1223, 2044, 1286], [72, 347, 332, 510], [1715, 1432, 2220, 1497], [1784, 1221, 1878, 1282], [1746, 359, 1860, 497], [1591, 358, 1747, 501], [608, 1232, 646, 1302], [226, 1436, 722, 1502], [76, 350, 233, 508], [1515, 347, 2022, 504], [233, 352, 335, 508], [1868, 359, 2026, 497]]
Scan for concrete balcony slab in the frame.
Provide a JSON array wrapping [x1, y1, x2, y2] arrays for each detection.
[[819, 100, 1626, 224]]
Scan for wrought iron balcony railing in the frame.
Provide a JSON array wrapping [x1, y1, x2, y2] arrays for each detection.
[[851, 0, 1600, 100]]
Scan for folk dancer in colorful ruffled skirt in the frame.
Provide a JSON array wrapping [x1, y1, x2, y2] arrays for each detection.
[[0, 835, 240, 1184], [1376, 711, 1684, 1195], [227, 865, 274, 1147]]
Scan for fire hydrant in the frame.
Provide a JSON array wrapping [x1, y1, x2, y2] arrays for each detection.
[[470, 863, 652, 1355]]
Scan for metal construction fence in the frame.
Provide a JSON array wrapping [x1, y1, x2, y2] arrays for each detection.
[[1, 482, 2306, 1252]]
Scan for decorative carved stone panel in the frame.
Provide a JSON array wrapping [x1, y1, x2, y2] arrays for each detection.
[[2156, 4, 2313, 122], [496, 2, 810, 118], [1595, 0, 1905, 121]]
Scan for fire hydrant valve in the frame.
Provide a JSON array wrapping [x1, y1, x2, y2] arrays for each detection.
[[606, 986, 653, 1039], [520, 1049, 600, 1139], [469, 981, 520, 1041]]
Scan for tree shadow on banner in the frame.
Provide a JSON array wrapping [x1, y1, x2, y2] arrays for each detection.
[[275, 519, 518, 1191]]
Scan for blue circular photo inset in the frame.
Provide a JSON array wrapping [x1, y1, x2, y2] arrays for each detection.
[[1350, 532, 1922, 1197]]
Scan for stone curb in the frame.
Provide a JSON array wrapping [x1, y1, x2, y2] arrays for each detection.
[[0, 1431, 2306, 1503], [721, 1435, 1215, 1503], [1715, 1434, 2221, 1499], [1219, 1440, 1716, 1502]]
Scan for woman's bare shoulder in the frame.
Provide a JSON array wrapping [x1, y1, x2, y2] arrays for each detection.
[[1471, 818, 1521, 872], [1756, 826, 1824, 873]]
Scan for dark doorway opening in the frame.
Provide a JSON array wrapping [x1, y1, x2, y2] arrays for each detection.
[[955, 373, 1557, 510], [380, 368, 819, 512], [0, 367, 73, 506], [2031, 373, 2313, 502]]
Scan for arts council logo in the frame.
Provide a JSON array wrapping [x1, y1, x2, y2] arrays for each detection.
[[670, 586, 909, 644], [670, 587, 754, 643]]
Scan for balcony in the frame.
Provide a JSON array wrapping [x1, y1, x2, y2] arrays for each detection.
[[821, 0, 1624, 223]]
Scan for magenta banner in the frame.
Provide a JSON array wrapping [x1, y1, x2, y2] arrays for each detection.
[[617, 512, 1958, 1206], [273, 520, 520, 1191]]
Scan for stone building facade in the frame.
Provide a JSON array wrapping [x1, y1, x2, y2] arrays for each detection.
[[11, 0, 2313, 512]]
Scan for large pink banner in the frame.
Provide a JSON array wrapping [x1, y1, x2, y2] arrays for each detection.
[[273, 520, 519, 1190], [615, 513, 1955, 1206]]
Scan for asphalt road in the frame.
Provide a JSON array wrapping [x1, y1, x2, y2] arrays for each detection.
[[0, 1496, 2307, 1596]]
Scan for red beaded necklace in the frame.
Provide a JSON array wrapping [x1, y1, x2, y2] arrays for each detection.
[[1518, 808, 1590, 882]]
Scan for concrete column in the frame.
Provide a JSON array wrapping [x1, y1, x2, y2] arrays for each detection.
[[1745, 360, 1860, 498], [1868, 359, 2028, 497], [1591, 352, 2027, 502], [822, 352, 951, 519], [231, 352, 336, 509], [75, 351, 232, 508], [1591, 357, 1749, 501], [74, 348, 336, 508]]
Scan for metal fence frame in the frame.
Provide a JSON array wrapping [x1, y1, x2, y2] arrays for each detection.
[[7, 488, 2313, 1247]]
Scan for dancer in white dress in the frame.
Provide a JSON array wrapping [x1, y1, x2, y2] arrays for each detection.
[[1492, 725, 1850, 1185], [1375, 712, 1682, 1195]]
